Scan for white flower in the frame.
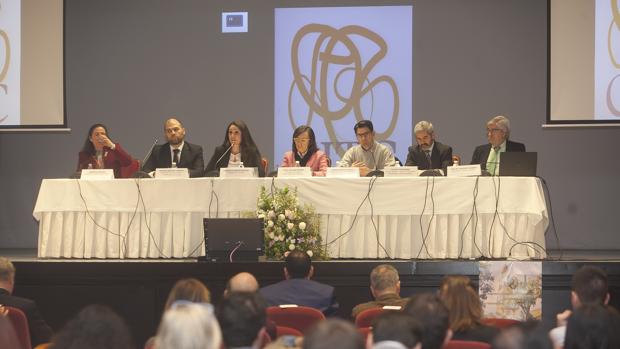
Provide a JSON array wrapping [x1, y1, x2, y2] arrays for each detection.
[[288, 244, 295, 250], [267, 220, 274, 228], [291, 239, 296, 244], [278, 214, 286, 221], [277, 235, 284, 241], [287, 222, 294, 230], [298, 222, 306, 231], [306, 250, 313, 258], [285, 209, 294, 220], [268, 232, 275, 239], [268, 210, 276, 219], [258, 213, 265, 219]]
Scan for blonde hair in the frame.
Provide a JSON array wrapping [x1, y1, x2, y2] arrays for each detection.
[[164, 278, 211, 310], [0, 257, 15, 283]]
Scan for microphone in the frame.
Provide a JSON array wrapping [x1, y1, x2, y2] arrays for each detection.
[[214, 141, 235, 166], [140, 139, 158, 171]]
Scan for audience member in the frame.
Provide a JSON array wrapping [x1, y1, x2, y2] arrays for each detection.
[[0, 308, 24, 349], [371, 312, 422, 349], [439, 275, 499, 344], [0, 257, 53, 347], [404, 121, 453, 172], [77, 123, 134, 178], [155, 301, 221, 349], [351, 264, 409, 318], [403, 293, 452, 349], [225, 272, 260, 295], [142, 117, 205, 177], [216, 292, 268, 349], [164, 278, 211, 310], [470, 115, 525, 175], [50, 304, 133, 349], [280, 125, 329, 176], [303, 318, 364, 349], [338, 120, 396, 176], [492, 320, 552, 349], [260, 250, 338, 315], [549, 266, 610, 348], [205, 120, 265, 177], [564, 304, 620, 349]]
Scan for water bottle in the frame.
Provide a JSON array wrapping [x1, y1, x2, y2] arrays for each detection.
[[172, 162, 177, 168], [295, 161, 300, 167], [239, 162, 244, 168]]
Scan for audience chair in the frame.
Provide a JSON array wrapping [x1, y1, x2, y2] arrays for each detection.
[[481, 317, 520, 329], [266, 305, 325, 333], [275, 325, 303, 338], [34, 343, 52, 349], [354, 305, 402, 328], [4, 306, 32, 349], [261, 158, 269, 175], [444, 340, 491, 349]]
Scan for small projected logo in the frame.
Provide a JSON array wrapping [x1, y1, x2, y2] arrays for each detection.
[[222, 12, 248, 33]]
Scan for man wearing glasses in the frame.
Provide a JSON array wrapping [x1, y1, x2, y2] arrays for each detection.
[[339, 120, 396, 176], [471, 115, 526, 175]]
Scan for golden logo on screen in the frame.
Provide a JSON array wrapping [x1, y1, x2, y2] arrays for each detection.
[[608, 0, 620, 116], [288, 24, 399, 157], [0, 1, 11, 123]]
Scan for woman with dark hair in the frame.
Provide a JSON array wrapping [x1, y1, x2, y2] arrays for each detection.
[[438, 275, 499, 344], [564, 304, 620, 349], [204, 120, 265, 177], [77, 123, 134, 178], [280, 125, 328, 176]]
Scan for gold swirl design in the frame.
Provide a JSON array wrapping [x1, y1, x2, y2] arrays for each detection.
[[607, 0, 620, 116], [288, 24, 399, 157], [0, 28, 11, 122]]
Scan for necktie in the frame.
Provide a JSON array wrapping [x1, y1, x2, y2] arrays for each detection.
[[424, 150, 432, 168], [487, 147, 500, 176], [173, 149, 180, 167]]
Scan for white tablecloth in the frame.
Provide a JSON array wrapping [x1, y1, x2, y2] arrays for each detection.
[[33, 177, 548, 259]]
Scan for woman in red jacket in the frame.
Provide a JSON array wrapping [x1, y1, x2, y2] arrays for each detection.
[[77, 123, 134, 178]]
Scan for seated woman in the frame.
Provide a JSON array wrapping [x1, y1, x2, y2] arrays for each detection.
[[281, 125, 328, 176], [77, 123, 134, 178], [164, 278, 211, 310], [205, 120, 265, 177], [438, 275, 499, 344]]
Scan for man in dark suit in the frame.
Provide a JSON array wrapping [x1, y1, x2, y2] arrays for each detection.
[[405, 120, 453, 171], [142, 117, 204, 177], [471, 115, 526, 175], [259, 250, 338, 316], [0, 257, 53, 347]]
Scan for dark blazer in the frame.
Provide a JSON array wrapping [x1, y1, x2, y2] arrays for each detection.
[[405, 141, 453, 170], [452, 324, 500, 344], [77, 143, 134, 178], [142, 142, 204, 178], [0, 288, 53, 347], [259, 278, 339, 316], [470, 140, 526, 170], [204, 145, 265, 177]]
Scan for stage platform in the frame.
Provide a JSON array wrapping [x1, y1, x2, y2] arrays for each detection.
[[3, 249, 620, 347]]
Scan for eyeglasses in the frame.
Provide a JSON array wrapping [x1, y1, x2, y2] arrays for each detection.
[[293, 137, 310, 143], [486, 128, 504, 134]]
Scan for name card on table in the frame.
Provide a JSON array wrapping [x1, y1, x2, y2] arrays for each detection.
[[383, 166, 418, 177], [326, 167, 360, 178], [277, 167, 312, 178], [220, 167, 258, 178], [447, 164, 482, 177], [80, 169, 114, 180], [155, 168, 190, 179]]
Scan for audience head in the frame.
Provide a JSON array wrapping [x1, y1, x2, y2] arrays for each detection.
[[413, 121, 436, 151], [156, 301, 222, 349], [492, 320, 552, 349], [163, 118, 186, 146], [0, 308, 22, 349], [82, 123, 110, 154], [291, 125, 318, 156], [0, 257, 15, 293], [486, 115, 510, 146], [354, 120, 375, 149], [571, 266, 609, 307], [370, 264, 401, 298], [564, 304, 620, 349], [164, 278, 211, 310], [51, 304, 133, 349], [404, 293, 451, 349], [216, 291, 267, 348], [284, 250, 313, 279], [439, 275, 483, 332], [303, 318, 364, 349], [225, 272, 259, 295], [372, 312, 422, 349]]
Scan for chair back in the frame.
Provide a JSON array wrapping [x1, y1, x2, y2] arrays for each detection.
[[481, 317, 520, 329], [261, 158, 269, 174], [355, 306, 403, 328], [4, 306, 32, 349], [266, 305, 325, 333], [443, 340, 491, 349], [357, 326, 372, 342], [34, 343, 52, 349], [276, 325, 303, 338]]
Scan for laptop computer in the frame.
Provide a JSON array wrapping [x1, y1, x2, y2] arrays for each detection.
[[499, 152, 537, 176], [202, 218, 264, 262]]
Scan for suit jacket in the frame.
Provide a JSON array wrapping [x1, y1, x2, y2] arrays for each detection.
[[142, 142, 204, 178], [281, 150, 329, 176], [0, 288, 53, 347], [351, 292, 410, 318], [259, 278, 339, 316], [77, 143, 133, 178], [205, 145, 265, 177], [404, 141, 453, 170], [470, 140, 526, 170]]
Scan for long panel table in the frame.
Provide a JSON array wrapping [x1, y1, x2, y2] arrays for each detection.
[[33, 177, 548, 259]]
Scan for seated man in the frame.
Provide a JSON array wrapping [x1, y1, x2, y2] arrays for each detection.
[[259, 250, 338, 316], [403, 293, 452, 349], [470, 115, 525, 175], [351, 264, 409, 318], [142, 117, 205, 177], [216, 292, 267, 349], [371, 312, 423, 349], [339, 120, 396, 176], [303, 319, 364, 349], [405, 120, 453, 172]]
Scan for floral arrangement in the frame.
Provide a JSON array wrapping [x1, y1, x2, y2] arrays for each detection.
[[256, 185, 327, 260]]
